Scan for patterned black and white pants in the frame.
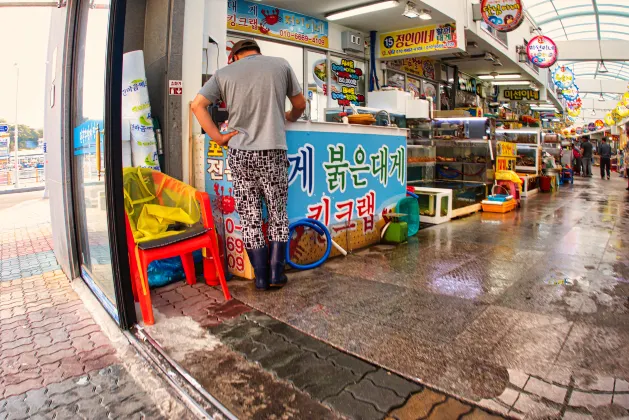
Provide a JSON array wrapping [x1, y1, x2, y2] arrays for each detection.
[[229, 148, 289, 249]]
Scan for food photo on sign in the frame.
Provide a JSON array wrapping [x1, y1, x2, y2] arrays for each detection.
[[527, 36, 558, 68], [480, 0, 524, 32]]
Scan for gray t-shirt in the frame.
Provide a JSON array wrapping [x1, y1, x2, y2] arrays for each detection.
[[199, 55, 301, 150]]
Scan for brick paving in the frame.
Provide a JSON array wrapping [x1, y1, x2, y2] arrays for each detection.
[[151, 280, 507, 419], [0, 198, 181, 420]]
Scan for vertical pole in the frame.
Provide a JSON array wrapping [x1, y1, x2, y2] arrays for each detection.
[[14, 64, 19, 189]]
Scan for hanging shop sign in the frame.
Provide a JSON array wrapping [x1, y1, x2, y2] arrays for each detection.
[[527, 36, 558, 68], [227, 0, 328, 48], [386, 57, 436, 80], [499, 88, 540, 101], [561, 85, 579, 101], [379, 23, 457, 58], [552, 66, 575, 90], [480, 0, 524, 32], [595, 120, 605, 130], [205, 129, 406, 277], [458, 73, 477, 94], [576, 127, 583, 135], [311, 59, 366, 106], [587, 122, 597, 132]]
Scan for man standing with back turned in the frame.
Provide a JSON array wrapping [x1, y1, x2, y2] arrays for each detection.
[[599, 138, 612, 180], [191, 39, 307, 291], [581, 137, 593, 177]]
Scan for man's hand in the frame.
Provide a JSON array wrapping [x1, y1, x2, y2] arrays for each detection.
[[286, 93, 307, 122], [213, 130, 239, 146]]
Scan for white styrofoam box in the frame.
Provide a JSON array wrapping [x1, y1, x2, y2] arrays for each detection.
[[367, 90, 411, 115], [122, 118, 131, 141], [406, 99, 430, 119]]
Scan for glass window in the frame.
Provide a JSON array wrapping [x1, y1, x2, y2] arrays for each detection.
[[407, 77, 421, 99], [386, 70, 405, 90], [306, 50, 327, 121]]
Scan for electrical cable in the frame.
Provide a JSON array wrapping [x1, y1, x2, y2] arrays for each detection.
[[286, 219, 332, 270]]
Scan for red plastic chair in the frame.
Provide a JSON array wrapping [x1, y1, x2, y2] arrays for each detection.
[[125, 190, 231, 325]]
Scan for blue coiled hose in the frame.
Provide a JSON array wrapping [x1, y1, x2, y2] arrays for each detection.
[[286, 219, 332, 270]]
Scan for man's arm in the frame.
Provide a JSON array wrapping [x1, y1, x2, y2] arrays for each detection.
[[190, 94, 238, 146], [285, 93, 307, 122]]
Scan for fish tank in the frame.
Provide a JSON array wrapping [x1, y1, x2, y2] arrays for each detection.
[[433, 117, 495, 140], [324, 107, 407, 128], [408, 180, 487, 210], [407, 143, 436, 183], [495, 129, 541, 145], [516, 145, 541, 173], [435, 140, 492, 183], [407, 119, 432, 143]]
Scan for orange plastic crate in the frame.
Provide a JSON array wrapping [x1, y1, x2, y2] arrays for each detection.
[[481, 199, 517, 213]]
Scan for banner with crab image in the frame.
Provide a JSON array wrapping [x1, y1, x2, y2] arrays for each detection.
[[227, 0, 329, 49]]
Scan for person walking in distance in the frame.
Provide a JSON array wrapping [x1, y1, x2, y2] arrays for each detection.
[[580, 137, 594, 177], [599, 138, 612, 180], [191, 39, 307, 290], [572, 142, 582, 176]]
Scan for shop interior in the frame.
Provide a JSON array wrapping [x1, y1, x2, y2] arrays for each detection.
[[65, 0, 629, 417]]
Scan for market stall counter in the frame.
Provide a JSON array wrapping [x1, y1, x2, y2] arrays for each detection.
[[205, 121, 408, 279]]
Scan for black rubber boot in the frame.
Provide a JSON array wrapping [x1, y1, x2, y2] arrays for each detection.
[[247, 247, 269, 291], [269, 241, 288, 288]]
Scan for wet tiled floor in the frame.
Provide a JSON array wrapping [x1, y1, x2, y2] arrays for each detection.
[[228, 175, 629, 419]]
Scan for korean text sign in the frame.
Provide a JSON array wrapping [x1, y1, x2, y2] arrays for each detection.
[[73, 120, 103, 156], [380, 23, 457, 58], [205, 128, 407, 276], [227, 0, 328, 48]]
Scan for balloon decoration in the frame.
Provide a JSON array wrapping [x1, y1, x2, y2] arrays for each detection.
[[567, 108, 581, 118], [552, 66, 575, 90], [480, 0, 524, 32], [595, 120, 605, 130], [605, 113, 615, 126], [622, 92, 629, 107], [527, 36, 558, 68], [587, 122, 596, 131], [616, 103, 629, 118]]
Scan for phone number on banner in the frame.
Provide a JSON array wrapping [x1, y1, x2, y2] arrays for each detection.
[[279, 30, 326, 46]]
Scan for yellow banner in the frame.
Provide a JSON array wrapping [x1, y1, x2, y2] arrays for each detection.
[[380, 23, 458, 58], [497, 142, 517, 157]]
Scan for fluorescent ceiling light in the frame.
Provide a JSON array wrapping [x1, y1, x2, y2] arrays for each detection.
[[478, 75, 494, 80], [494, 74, 521, 79], [327, 0, 399, 21], [492, 81, 531, 86], [403, 2, 419, 18], [418, 9, 432, 20]]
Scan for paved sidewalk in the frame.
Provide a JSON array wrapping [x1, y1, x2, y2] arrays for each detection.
[[0, 196, 186, 420]]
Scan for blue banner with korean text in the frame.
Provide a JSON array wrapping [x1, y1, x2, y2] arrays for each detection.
[[227, 0, 329, 48], [73, 120, 103, 156]]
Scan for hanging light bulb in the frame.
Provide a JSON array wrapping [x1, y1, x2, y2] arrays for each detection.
[[599, 93, 605, 102], [598, 61, 609, 73], [590, 109, 597, 116]]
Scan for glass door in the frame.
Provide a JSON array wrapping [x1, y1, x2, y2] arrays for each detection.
[[71, 0, 118, 318]]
